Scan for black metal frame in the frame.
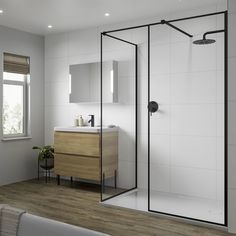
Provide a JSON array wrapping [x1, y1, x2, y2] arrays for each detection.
[[100, 32, 138, 202], [203, 29, 225, 40], [160, 20, 193, 38], [100, 10, 228, 227]]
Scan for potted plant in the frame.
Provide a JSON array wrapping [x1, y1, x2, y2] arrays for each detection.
[[32, 145, 54, 170]]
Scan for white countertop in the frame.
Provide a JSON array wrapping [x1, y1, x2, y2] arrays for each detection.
[[54, 126, 118, 133]]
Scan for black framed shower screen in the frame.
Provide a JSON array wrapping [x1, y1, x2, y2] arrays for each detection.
[[100, 32, 138, 201], [100, 10, 228, 227]]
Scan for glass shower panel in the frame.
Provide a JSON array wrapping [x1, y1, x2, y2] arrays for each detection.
[[101, 32, 137, 201], [149, 19, 225, 224]]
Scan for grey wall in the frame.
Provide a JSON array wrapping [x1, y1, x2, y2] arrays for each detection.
[[227, 0, 236, 233], [0, 26, 44, 185]]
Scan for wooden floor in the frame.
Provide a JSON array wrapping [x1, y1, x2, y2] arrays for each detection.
[[0, 178, 234, 236]]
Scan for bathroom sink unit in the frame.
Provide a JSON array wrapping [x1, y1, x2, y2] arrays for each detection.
[[54, 127, 118, 187], [54, 126, 118, 133]]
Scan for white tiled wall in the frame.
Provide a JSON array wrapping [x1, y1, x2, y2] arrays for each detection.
[[228, 0, 236, 233], [45, 3, 226, 203], [134, 4, 225, 204]]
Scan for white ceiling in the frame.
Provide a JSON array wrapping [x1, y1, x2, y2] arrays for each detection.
[[0, 0, 226, 35]]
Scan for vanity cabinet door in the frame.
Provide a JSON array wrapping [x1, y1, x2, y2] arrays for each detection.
[[54, 154, 100, 181], [54, 132, 100, 157]]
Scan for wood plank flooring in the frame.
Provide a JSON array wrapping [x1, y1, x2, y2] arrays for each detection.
[[0, 178, 234, 236]]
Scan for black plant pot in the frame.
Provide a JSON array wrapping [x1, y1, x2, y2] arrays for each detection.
[[39, 158, 54, 170]]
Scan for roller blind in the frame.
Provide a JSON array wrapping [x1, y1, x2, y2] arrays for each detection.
[[4, 53, 30, 75]]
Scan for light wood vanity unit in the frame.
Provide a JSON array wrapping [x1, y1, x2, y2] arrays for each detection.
[[54, 127, 118, 187]]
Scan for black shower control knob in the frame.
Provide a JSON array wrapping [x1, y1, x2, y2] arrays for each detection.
[[148, 101, 159, 114]]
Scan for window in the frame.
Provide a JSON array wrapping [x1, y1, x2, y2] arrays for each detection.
[[2, 53, 30, 138]]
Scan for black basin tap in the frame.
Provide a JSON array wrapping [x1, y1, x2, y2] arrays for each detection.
[[88, 115, 95, 127]]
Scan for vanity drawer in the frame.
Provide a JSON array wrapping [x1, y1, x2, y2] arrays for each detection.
[[54, 131, 100, 157], [54, 154, 100, 181]]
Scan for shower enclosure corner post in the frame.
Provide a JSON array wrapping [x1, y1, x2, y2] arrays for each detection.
[[135, 44, 138, 189], [224, 10, 228, 227], [147, 25, 151, 212], [100, 31, 103, 202]]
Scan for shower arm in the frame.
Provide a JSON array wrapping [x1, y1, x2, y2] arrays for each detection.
[[203, 29, 225, 40], [161, 20, 193, 38]]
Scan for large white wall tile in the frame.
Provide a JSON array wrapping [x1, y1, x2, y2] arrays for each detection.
[[150, 164, 170, 192], [171, 104, 216, 136], [216, 70, 224, 104], [118, 76, 135, 105], [118, 60, 135, 77], [45, 33, 68, 59], [150, 73, 170, 104], [170, 71, 216, 104], [138, 162, 148, 189], [45, 82, 69, 106], [170, 41, 192, 73], [68, 53, 99, 65], [137, 104, 148, 135], [217, 137, 224, 171], [151, 43, 170, 75], [118, 131, 136, 162], [138, 43, 148, 77], [216, 36, 224, 71], [117, 161, 136, 189], [150, 104, 170, 135], [138, 75, 148, 105], [150, 134, 170, 165], [137, 134, 148, 164], [45, 57, 69, 83], [171, 166, 216, 199], [68, 29, 99, 56], [217, 170, 224, 201], [191, 42, 217, 72], [103, 104, 135, 134], [150, 25, 171, 45], [44, 106, 72, 144], [171, 136, 216, 169], [217, 104, 224, 137], [171, 40, 217, 73]]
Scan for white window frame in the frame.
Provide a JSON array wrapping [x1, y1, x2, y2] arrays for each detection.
[[2, 74, 30, 139]]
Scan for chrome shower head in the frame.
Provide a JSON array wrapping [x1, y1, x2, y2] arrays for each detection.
[[193, 38, 216, 45]]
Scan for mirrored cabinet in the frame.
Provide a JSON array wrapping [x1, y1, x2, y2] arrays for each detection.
[[69, 60, 118, 103]]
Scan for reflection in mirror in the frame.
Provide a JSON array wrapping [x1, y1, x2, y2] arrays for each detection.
[[69, 60, 118, 103]]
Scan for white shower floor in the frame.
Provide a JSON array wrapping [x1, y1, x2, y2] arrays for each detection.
[[104, 189, 224, 224]]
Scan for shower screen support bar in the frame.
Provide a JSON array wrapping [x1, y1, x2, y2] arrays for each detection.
[[161, 20, 193, 38], [102, 32, 138, 46]]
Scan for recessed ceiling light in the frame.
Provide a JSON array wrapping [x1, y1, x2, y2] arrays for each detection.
[[48, 25, 53, 29], [105, 13, 110, 17], [0, 9, 4, 14]]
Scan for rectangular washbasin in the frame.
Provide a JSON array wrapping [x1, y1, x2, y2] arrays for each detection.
[[54, 126, 118, 133]]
